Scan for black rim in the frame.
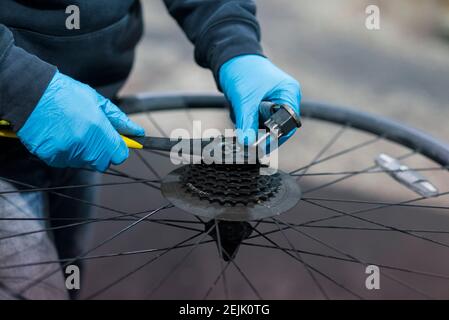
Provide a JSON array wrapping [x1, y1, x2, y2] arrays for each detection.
[[118, 93, 449, 167]]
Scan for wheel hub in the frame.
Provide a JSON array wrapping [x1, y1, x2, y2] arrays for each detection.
[[205, 220, 253, 261]]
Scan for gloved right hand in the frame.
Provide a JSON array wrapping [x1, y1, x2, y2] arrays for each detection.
[[17, 70, 145, 171]]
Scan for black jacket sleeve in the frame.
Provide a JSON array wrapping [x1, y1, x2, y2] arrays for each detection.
[[0, 24, 56, 131], [163, 0, 263, 84]]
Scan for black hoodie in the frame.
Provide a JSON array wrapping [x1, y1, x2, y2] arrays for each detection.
[[0, 0, 263, 131]]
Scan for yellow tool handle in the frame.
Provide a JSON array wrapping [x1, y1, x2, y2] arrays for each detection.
[[0, 128, 17, 139], [121, 135, 143, 149], [0, 127, 143, 150]]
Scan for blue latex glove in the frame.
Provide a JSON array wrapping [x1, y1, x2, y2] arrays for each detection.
[[219, 54, 301, 146], [18, 71, 145, 171]]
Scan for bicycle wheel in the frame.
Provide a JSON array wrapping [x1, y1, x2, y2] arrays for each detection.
[[1, 93, 449, 300]]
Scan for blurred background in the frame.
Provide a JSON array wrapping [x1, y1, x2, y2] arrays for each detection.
[[122, 0, 449, 141], [81, 0, 449, 300]]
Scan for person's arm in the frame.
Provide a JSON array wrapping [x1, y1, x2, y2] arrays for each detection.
[[163, 0, 263, 83], [0, 24, 144, 171], [0, 24, 56, 131], [163, 1, 301, 146]]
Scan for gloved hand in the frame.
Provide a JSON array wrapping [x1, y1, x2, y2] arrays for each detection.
[[219, 54, 301, 146], [17, 71, 145, 171]]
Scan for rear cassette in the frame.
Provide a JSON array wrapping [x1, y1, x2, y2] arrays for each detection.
[[161, 164, 301, 221]]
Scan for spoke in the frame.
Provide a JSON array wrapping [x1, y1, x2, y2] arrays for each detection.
[[0, 216, 202, 224], [108, 167, 161, 190], [296, 125, 347, 182], [299, 191, 449, 228], [268, 222, 449, 235], [0, 282, 26, 300], [253, 220, 262, 229], [139, 219, 203, 233], [0, 239, 215, 271], [146, 223, 215, 298], [65, 167, 162, 192], [204, 220, 262, 300], [302, 151, 415, 194], [18, 204, 170, 295], [134, 150, 161, 180], [249, 225, 363, 299], [85, 231, 205, 299], [0, 176, 150, 218], [241, 242, 449, 281], [303, 199, 449, 250], [272, 219, 329, 299], [293, 166, 449, 177], [208, 223, 263, 300], [302, 197, 449, 211], [195, 216, 206, 223], [0, 208, 145, 242], [289, 135, 381, 175], [146, 113, 168, 137], [225, 255, 262, 300], [0, 205, 195, 243], [203, 260, 232, 300], [0, 194, 38, 226], [274, 217, 433, 299], [246, 224, 291, 241], [185, 109, 196, 133], [1, 192, 162, 248], [213, 219, 230, 299], [0, 178, 160, 196], [77, 167, 132, 179], [142, 149, 171, 159]]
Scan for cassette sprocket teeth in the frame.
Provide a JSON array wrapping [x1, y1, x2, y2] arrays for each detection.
[[161, 163, 302, 221], [181, 164, 282, 206]]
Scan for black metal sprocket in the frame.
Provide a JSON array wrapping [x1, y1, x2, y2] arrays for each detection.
[[180, 164, 282, 206], [161, 164, 302, 221]]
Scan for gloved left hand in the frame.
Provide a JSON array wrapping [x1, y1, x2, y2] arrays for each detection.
[[17, 71, 145, 171], [219, 54, 301, 146]]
